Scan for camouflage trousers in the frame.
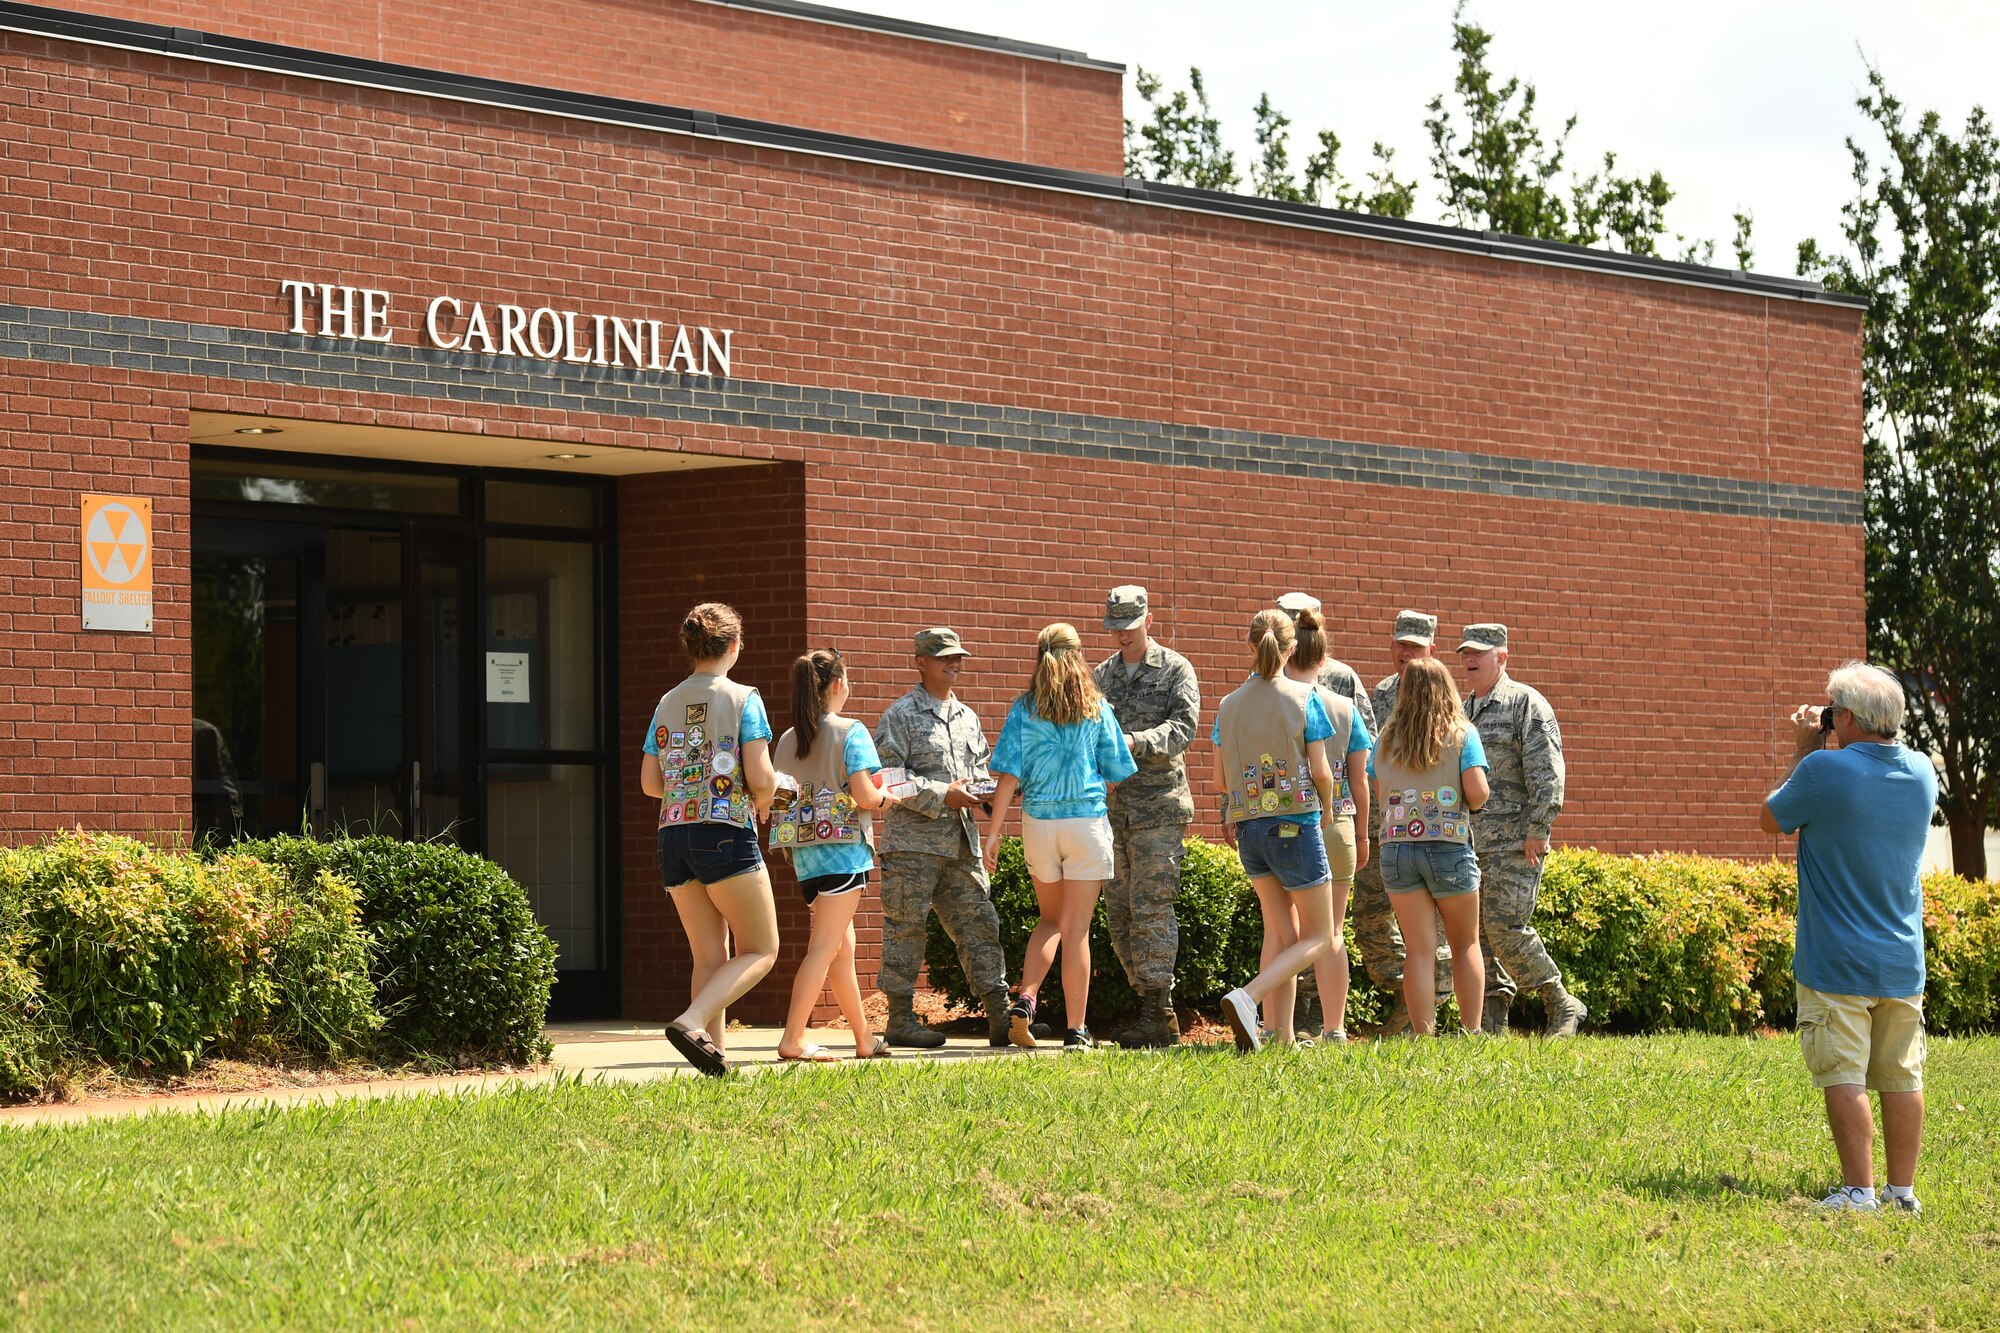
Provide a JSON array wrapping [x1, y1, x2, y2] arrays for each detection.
[[1475, 844, 1563, 1001], [1346, 854, 1453, 992], [1103, 821, 1185, 990], [877, 850, 1007, 997]]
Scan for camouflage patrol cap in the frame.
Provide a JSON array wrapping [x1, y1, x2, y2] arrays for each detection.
[[914, 627, 971, 658], [1457, 623, 1509, 652], [1275, 591, 1322, 619], [1393, 610, 1438, 646], [1104, 585, 1150, 631]]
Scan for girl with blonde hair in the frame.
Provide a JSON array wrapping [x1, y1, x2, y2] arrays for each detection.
[[982, 622, 1137, 1049], [1369, 655, 1490, 1034], [1214, 608, 1343, 1050], [768, 647, 897, 1062]]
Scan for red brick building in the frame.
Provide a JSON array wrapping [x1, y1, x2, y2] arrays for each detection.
[[0, 0, 1864, 1020]]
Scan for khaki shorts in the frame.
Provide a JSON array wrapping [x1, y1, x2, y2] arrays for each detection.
[[1021, 815, 1115, 883], [1323, 816, 1357, 883], [1796, 983, 1926, 1092]]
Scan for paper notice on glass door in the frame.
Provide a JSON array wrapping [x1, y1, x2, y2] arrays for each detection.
[[486, 652, 531, 702]]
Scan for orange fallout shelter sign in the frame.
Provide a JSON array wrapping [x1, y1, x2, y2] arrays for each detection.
[[81, 495, 153, 632]]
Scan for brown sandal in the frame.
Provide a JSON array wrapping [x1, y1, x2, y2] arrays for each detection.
[[665, 1023, 730, 1077]]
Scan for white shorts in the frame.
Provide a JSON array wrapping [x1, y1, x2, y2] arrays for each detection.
[[1021, 814, 1115, 882]]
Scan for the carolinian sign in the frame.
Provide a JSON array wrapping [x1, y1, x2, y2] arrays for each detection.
[[279, 279, 732, 377]]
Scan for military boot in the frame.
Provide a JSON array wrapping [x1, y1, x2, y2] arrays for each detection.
[[1483, 993, 1512, 1036], [982, 987, 1014, 1048], [1380, 995, 1413, 1037], [884, 992, 946, 1049], [1115, 987, 1180, 1049], [1540, 981, 1588, 1039]]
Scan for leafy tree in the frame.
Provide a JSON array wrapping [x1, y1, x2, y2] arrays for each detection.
[[1798, 71, 2000, 879], [1422, 6, 1724, 261], [1246, 94, 1416, 216], [1125, 67, 1239, 190]]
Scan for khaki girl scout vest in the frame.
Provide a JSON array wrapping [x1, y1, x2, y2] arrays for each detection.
[[1373, 720, 1474, 845], [1216, 674, 1324, 824], [1309, 683, 1358, 818], [653, 673, 757, 830], [768, 716, 870, 852]]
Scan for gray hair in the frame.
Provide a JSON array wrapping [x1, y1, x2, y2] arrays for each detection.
[[1827, 661, 1905, 738]]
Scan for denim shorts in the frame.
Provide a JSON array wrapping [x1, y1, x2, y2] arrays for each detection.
[[1235, 817, 1331, 890], [656, 822, 764, 888], [1380, 840, 1481, 899]]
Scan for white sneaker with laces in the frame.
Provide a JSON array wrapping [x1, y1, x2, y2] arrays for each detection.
[[1816, 1186, 1879, 1213], [1885, 1191, 1923, 1214]]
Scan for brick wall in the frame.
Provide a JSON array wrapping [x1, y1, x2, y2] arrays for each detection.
[[66, 0, 1127, 175], [0, 32, 1865, 1018]]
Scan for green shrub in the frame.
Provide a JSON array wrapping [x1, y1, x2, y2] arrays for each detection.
[[1535, 850, 1797, 1034], [222, 854, 381, 1061], [1922, 871, 2000, 1034], [924, 841, 2000, 1036], [8, 832, 271, 1073], [234, 835, 555, 1064]]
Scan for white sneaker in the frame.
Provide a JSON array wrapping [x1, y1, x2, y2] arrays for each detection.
[[1221, 989, 1262, 1053], [1816, 1186, 1879, 1213], [1885, 1192, 1923, 1214]]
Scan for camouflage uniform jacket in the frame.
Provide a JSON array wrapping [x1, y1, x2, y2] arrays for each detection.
[[874, 685, 992, 859], [1093, 642, 1201, 828], [1370, 671, 1400, 738], [1463, 674, 1565, 838], [1317, 659, 1377, 735]]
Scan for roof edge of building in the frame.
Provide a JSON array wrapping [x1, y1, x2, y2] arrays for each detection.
[[0, 1, 1866, 310], [693, 0, 1125, 73]]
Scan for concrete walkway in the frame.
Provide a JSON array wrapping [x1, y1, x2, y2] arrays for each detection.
[[0, 1022, 1032, 1129]]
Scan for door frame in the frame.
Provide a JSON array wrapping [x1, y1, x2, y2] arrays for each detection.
[[190, 447, 622, 1019]]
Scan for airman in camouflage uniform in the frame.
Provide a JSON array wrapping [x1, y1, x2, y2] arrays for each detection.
[[1353, 611, 1456, 1035], [1276, 592, 1380, 1036], [873, 627, 1013, 1049], [1457, 623, 1587, 1037], [1093, 586, 1201, 1049]]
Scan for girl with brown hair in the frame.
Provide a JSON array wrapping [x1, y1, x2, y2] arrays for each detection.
[[1281, 607, 1372, 1043], [1369, 655, 1491, 1035], [981, 622, 1137, 1049], [768, 647, 897, 1062], [639, 601, 779, 1076], [1213, 608, 1342, 1051]]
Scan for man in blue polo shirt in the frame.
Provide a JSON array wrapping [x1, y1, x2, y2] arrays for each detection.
[[1762, 661, 1937, 1214]]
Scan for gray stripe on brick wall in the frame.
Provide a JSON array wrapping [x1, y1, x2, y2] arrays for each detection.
[[0, 304, 1861, 525]]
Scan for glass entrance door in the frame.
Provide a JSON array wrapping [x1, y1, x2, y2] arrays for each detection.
[[192, 451, 617, 1018], [199, 520, 479, 845]]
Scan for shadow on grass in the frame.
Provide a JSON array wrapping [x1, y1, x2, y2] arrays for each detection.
[[1618, 1165, 1812, 1203]]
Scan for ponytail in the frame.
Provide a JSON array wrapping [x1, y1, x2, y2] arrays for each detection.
[[789, 648, 845, 758], [1291, 607, 1327, 672], [1248, 609, 1295, 679]]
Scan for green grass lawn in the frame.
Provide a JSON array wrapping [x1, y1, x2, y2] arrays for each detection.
[[3, 1035, 1997, 1331]]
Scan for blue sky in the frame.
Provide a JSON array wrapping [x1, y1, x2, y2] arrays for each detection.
[[858, 0, 1999, 276]]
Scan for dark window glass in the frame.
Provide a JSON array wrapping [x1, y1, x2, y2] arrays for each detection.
[[485, 478, 595, 528], [193, 459, 463, 514]]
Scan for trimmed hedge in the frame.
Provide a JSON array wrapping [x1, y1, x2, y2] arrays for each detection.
[[232, 835, 557, 1065], [925, 840, 2000, 1035], [0, 830, 556, 1098]]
